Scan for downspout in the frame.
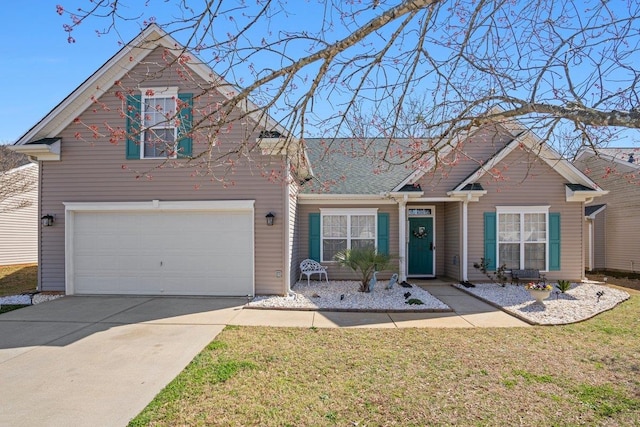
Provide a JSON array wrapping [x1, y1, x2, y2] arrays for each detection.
[[588, 218, 593, 272], [462, 197, 469, 282], [284, 158, 295, 298]]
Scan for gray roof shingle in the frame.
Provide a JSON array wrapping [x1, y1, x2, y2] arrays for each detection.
[[302, 138, 418, 194]]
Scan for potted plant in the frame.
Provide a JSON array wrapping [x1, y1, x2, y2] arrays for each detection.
[[525, 282, 553, 303]]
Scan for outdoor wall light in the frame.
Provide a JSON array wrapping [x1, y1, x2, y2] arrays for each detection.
[[266, 212, 275, 226], [41, 214, 55, 227]]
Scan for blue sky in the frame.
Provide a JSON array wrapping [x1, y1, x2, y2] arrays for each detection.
[[1, 1, 637, 149], [0, 2, 139, 143]]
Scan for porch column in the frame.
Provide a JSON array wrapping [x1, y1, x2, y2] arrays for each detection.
[[398, 196, 407, 281]]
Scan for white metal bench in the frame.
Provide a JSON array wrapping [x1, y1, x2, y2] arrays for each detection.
[[299, 259, 328, 285]]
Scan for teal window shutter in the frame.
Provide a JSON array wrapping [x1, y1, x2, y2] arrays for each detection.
[[309, 213, 321, 262], [377, 212, 389, 255], [176, 93, 193, 157], [484, 212, 497, 270], [549, 213, 561, 271], [126, 94, 141, 159]]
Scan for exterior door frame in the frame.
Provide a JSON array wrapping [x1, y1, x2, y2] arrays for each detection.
[[406, 205, 436, 278]]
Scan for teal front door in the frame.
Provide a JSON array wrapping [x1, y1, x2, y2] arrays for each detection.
[[408, 217, 434, 276]]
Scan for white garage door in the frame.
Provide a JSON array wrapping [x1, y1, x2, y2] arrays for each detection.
[[66, 201, 254, 296]]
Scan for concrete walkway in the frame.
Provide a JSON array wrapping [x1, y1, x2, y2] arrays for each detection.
[[0, 287, 527, 426], [232, 284, 530, 328]]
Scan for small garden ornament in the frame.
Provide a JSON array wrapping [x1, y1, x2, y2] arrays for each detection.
[[386, 273, 399, 290]]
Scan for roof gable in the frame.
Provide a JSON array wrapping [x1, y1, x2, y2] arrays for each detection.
[[452, 121, 605, 193], [14, 24, 285, 147]]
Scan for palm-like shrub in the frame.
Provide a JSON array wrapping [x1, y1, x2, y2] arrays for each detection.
[[334, 247, 394, 292], [556, 280, 572, 293]]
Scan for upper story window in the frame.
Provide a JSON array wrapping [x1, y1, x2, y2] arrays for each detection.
[[141, 87, 179, 159]]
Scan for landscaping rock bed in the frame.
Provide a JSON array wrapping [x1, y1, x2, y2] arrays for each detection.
[[248, 280, 451, 312], [0, 293, 63, 306], [454, 281, 630, 325]]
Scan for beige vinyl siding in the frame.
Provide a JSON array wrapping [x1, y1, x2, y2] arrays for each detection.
[[296, 204, 399, 281], [443, 201, 462, 280], [577, 156, 640, 273], [0, 164, 38, 265], [415, 125, 513, 195], [466, 148, 584, 282], [39, 47, 289, 295], [592, 212, 606, 270]]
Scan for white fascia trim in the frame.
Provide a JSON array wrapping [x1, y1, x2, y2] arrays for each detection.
[[10, 140, 61, 161], [404, 197, 463, 203], [585, 205, 607, 219], [320, 207, 378, 216], [298, 194, 397, 204], [387, 191, 424, 198], [565, 187, 608, 203], [496, 205, 550, 213], [446, 190, 487, 202], [64, 200, 255, 212]]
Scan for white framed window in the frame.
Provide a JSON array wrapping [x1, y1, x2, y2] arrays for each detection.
[[496, 206, 549, 271], [140, 87, 179, 159], [320, 208, 377, 262]]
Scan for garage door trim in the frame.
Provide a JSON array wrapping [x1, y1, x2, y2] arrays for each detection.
[[64, 200, 255, 295]]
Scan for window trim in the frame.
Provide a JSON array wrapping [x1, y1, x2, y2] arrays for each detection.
[[319, 208, 378, 262], [140, 87, 179, 159], [496, 206, 550, 271]]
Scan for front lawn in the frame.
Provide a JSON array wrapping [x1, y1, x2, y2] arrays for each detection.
[[0, 264, 37, 296], [131, 294, 640, 426]]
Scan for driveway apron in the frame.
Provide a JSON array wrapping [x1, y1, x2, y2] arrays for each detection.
[[0, 296, 245, 427]]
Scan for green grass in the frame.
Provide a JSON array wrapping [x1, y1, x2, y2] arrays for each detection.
[[0, 304, 29, 314], [0, 264, 37, 296], [130, 295, 640, 426]]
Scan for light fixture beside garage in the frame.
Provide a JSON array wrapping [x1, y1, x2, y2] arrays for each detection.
[[41, 214, 55, 227], [265, 212, 275, 226]]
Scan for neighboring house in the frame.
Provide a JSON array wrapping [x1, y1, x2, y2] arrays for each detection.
[[11, 24, 309, 296], [574, 148, 640, 273], [11, 24, 607, 296], [300, 121, 607, 284], [0, 155, 38, 266]]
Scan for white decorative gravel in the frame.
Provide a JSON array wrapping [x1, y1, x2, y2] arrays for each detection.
[[248, 280, 451, 311], [0, 293, 63, 306], [454, 282, 630, 325]]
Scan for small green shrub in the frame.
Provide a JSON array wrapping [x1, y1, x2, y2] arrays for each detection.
[[473, 258, 508, 286], [556, 280, 572, 293]]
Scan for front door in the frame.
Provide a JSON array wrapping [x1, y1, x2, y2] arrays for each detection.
[[408, 217, 434, 276]]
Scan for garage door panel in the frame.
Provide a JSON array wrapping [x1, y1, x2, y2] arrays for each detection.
[[70, 208, 254, 296]]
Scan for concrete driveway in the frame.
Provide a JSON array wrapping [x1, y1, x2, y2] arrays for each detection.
[[0, 289, 527, 426], [0, 296, 246, 426]]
